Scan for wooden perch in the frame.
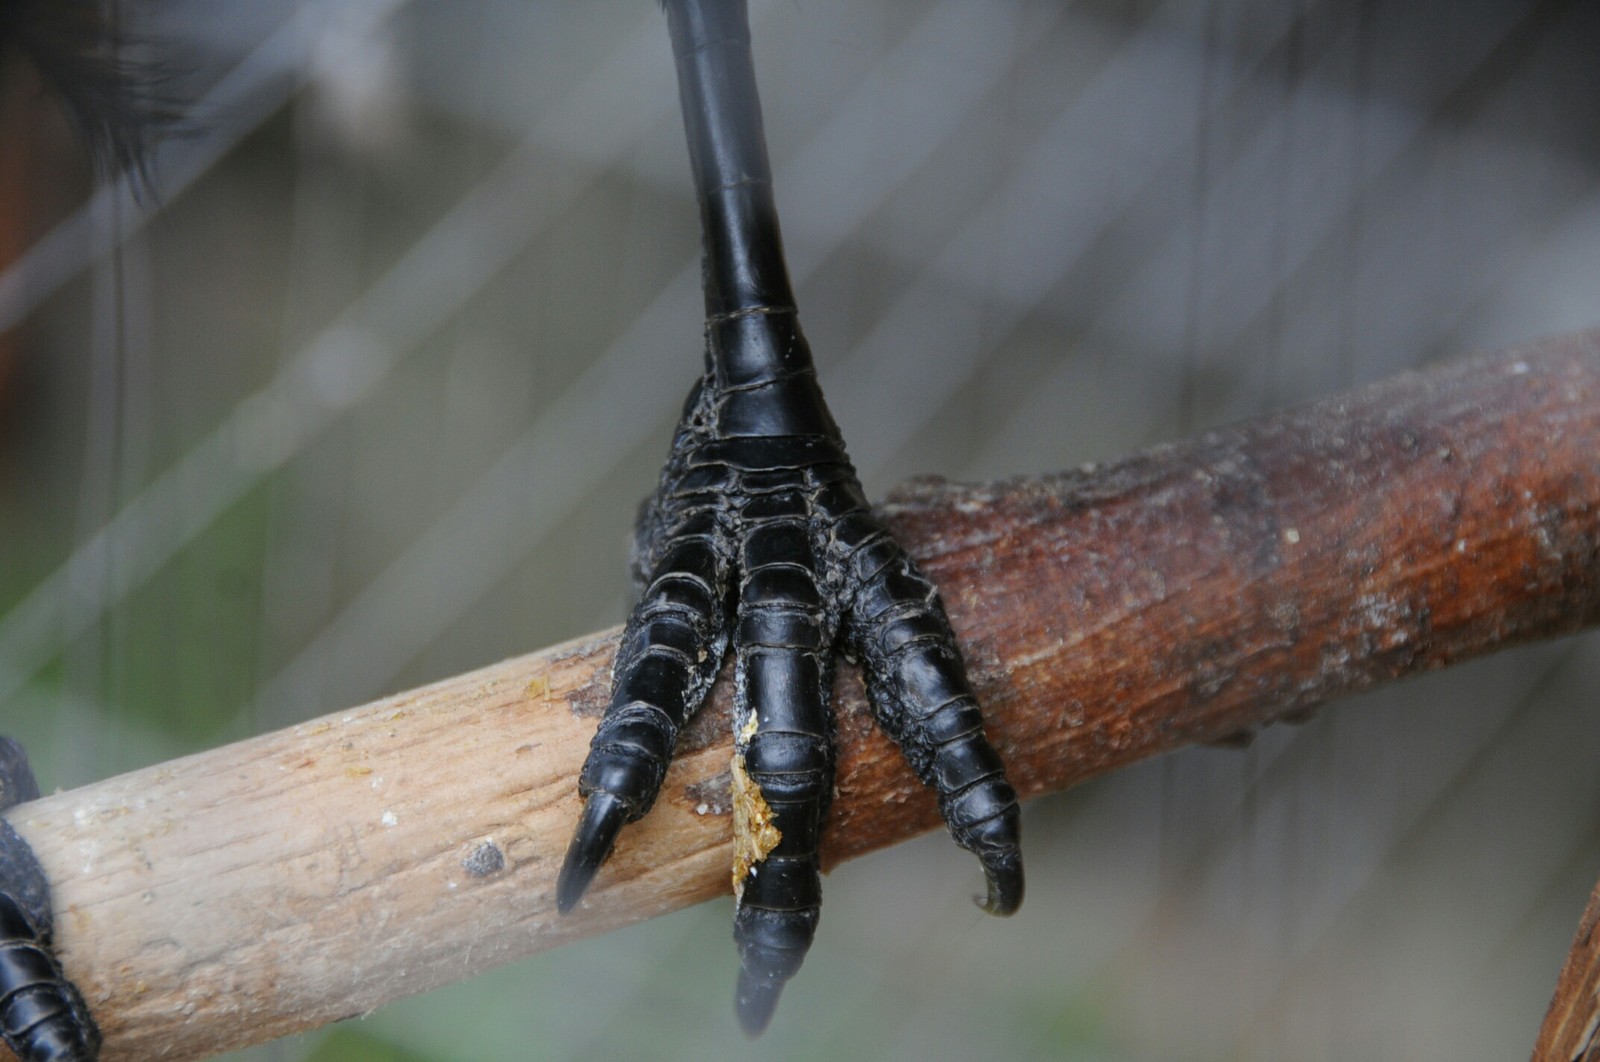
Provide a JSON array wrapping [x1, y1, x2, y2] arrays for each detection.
[[1535, 881, 1600, 1061], [5, 331, 1599, 1060]]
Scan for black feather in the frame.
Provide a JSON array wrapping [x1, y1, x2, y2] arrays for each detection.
[[0, 0, 174, 195]]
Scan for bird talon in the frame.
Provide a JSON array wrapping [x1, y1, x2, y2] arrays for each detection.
[[555, 792, 628, 914], [559, 0, 1024, 1032], [976, 851, 1025, 917]]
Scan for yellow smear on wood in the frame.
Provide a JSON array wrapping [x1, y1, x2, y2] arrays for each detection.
[[730, 752, 781, 902]]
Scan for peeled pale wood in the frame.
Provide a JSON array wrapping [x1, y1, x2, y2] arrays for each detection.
[[5, 332, 1600, 1060]]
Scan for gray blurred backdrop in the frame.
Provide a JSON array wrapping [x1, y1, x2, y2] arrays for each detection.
[[2, 1, 1599, 1059]]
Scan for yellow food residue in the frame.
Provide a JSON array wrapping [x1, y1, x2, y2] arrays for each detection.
[[729, 751, 781, 902]]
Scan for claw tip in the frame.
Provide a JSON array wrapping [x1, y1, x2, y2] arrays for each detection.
[[554, 870, 586, 915], [975, 851, 1024, 917], [555, 793, 628, 915], [734, 971, 784, 1038]]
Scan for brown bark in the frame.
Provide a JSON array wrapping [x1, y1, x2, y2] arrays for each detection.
[[5, 331, 1599, 1060], [1535, 881, 1600, 1061]]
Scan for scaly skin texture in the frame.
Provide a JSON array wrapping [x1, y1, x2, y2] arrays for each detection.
[[557, 0, 1023, 1036]]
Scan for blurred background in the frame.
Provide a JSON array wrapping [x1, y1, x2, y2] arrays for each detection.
[[3, 0, 1600, 1058]]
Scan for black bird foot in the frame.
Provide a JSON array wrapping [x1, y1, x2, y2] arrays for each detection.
[[559, 359, 1024, 1029], [0, 739, 101, 1062], [557, 0, 1021, 1034]]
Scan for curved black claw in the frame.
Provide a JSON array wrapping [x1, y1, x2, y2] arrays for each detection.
[[557, 383, 734, 913], [555, 793, 628, 914], [842, 537, 1024, 916], [559, 0, 1024, 1034]]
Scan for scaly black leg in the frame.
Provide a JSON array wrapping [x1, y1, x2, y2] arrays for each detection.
[[0, 740, 100, 1062], [558, 0, 1023, 1034]]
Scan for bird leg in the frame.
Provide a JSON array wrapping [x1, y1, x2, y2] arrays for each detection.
[[557, 0, 1024, 1036]]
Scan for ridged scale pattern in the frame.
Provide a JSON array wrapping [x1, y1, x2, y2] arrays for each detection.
[[561, 318, 1023, 1034]]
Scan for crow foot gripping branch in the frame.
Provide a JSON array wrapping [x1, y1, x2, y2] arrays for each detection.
[[556, 0, 1023, 1035]]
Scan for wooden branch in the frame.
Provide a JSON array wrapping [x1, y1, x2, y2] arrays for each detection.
[[1535, 880, 1600, 1061], [6, 331, 1599, 1061]]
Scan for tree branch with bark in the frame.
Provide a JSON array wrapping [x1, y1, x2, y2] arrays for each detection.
[[4, 329, 1598, 1061]]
